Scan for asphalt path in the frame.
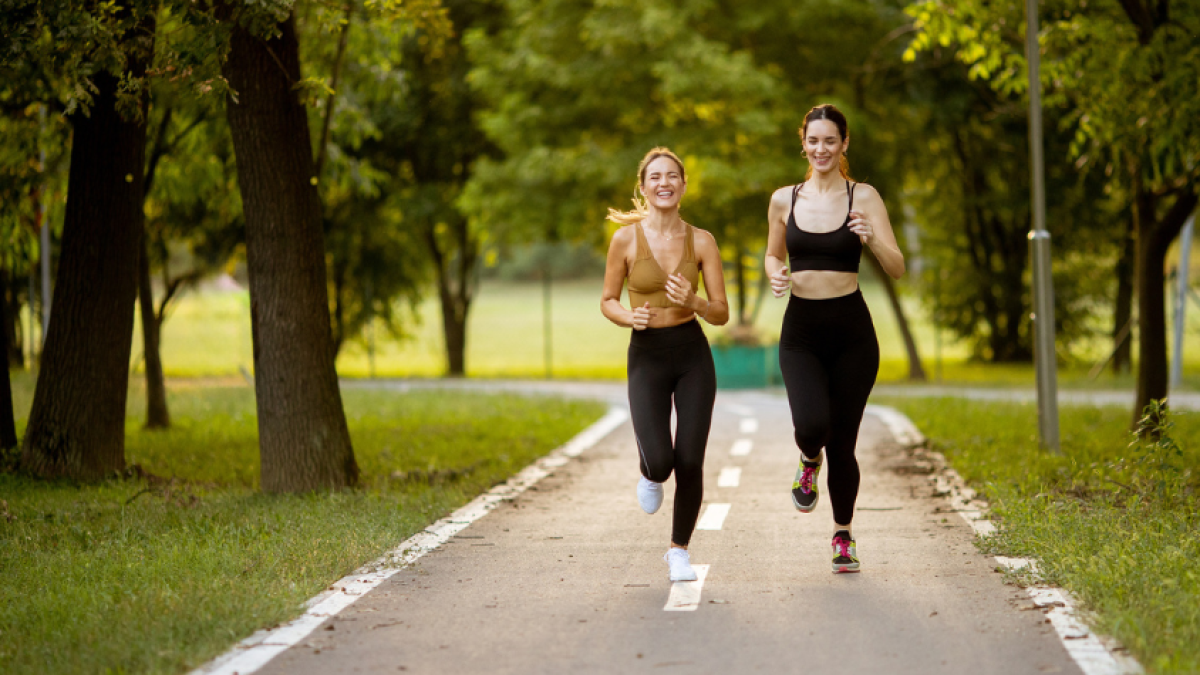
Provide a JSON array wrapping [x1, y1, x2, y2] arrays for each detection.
[[253, 385, 1085, 675]]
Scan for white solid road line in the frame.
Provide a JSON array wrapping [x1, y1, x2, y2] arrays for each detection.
[[695, 503, 731, 531], [663, 564, 710, 611], [730, 439, 753, 456], [739, 418, 759, 434], [717, 466, 741, 488], [191, 406, 630, 675]]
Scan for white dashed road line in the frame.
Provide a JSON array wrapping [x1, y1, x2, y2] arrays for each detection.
[[695, 503, 731, 531], [717, 466, 741, 487], [739, 418, 759, 434], [663, 564, 711, 611], [729, 439, 753, 456]]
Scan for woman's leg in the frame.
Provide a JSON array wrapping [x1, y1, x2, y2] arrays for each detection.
[[823, 310, 880, 529], [627, 343, 676, 483], [667, 341, 716, 547]]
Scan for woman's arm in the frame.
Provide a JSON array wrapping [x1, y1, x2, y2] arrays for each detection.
[[666, 227, 729, 326], [847, 184, 905, 279], [601, 226, 654, 329], [765, 187, 793, 297]]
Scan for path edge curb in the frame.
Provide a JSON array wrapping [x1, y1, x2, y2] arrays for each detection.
[[865, 404, 1144, 675], [190, 405, 629, 675]]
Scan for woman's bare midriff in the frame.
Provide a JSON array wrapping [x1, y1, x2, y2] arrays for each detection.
[[789, 270, 859, 299], [646, 306, 699, 329]]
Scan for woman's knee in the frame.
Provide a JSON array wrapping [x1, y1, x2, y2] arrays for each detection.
[[793, 423, 830, 454]]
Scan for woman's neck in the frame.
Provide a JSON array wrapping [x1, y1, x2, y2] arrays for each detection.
[[807, 168, 846, 194], [642, 207, 684, 235]]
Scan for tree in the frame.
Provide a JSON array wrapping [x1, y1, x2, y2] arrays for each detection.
[[221, 8, 359, 491], [296, 0, 449, 367], [9, 2, 156, 479], [905, 0, 1200, 423], [0, 268, 17, 452]]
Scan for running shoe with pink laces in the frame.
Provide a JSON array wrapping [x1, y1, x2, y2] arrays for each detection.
[[831, 530, 860, 573], [791, 451, 822, 512]]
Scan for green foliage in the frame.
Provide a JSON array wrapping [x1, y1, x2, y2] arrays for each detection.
[[0, 385, 606, 674], [880, 396, 1200, 673], [904, 0, 1200, 194]]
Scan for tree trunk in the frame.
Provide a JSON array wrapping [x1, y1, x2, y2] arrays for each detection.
[[425, 214, 475, 378], [1, 265, 23, 368], [223, 13, 358, 491], [138, 233, 170, 429], [1111, 215, 1136, 374], [20, 70, 147, 479], [1133, 188, 1199, 428], [866, 249, 926, 381], [0, 268, 17, 451]]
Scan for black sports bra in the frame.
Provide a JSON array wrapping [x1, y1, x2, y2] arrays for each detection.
[[786, 180, 862, 273]]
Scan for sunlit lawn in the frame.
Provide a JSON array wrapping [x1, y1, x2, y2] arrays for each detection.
[[101, 275, 1200, 387], [1, 373, 606, 674]]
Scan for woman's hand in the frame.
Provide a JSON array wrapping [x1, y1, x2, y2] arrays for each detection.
[[631, 302, 656, 330], [848, 210, 873, 245], [770, 266, 791, 298], [665, 273, 695, 308]]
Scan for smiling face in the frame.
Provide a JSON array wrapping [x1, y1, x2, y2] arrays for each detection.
[[639, 156, 687, 209], [803, 119, 849, 176]]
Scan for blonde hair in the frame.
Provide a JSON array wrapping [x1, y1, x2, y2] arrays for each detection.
[[800, 104, 852, 181], [606, 147, 687, 225]]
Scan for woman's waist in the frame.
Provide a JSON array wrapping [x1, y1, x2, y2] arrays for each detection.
[[630, 316, 707, 348], [788, 270, 859, 300]]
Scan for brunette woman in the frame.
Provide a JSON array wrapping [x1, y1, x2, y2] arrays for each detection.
[[764, 105, 905, 573]]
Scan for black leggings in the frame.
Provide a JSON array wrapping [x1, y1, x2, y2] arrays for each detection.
[[627, 319, 716, 547], [778, 290, 879, 525]]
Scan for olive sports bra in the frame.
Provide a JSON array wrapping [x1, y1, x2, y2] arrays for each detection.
[[786, 180, 862, 273], [627, 222, 700, 309]]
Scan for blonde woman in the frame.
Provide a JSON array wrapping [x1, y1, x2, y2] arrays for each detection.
[[764, 104, 905, 573], [601, 147, 730, 582]]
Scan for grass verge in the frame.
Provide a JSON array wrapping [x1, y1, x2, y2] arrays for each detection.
[[874, 396, 1200, 674], [0, 383, 606, 675]]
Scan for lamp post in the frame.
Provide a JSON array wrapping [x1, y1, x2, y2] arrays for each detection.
[[1025, 0, 1060, 451]]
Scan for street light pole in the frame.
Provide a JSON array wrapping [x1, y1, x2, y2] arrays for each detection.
[[1025, 0, 1060, 451]]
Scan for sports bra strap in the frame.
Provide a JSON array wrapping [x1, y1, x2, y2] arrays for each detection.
[[791, 182, 804, 210], [633, 222, 651, 259], [848, 181, 856, 211]]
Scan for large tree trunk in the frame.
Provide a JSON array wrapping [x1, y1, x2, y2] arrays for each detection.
[[0, 269, 17, 451], [866, 250, 926, 381], [1133, 187, 1199, 428], [20, 70, 147, 479], [222, 13, 358, 492], [138, 234, 170, 429], [1111, 216, 1136, 375]]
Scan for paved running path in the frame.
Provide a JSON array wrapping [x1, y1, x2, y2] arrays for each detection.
[[256, 386, 1082, 675]]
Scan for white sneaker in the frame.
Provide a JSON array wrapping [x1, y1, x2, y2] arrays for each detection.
[[664, 547, 697, 582], [637, 476, 664, 514]]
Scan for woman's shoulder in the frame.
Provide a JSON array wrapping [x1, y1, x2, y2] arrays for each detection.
[[609, 222, 639, 243], [686, 223, 719, 249], [771, 184, 799, 202], [851, 181, 882, 203]]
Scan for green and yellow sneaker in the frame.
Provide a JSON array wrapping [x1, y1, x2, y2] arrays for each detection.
[[831, 530, 860, 573], [791, 452, 822, 512]]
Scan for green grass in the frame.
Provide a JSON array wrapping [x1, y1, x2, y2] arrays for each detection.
[[0, 378, 606, 674], [874, 395, 1200, 674], [100, 275, 1200, 386]]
